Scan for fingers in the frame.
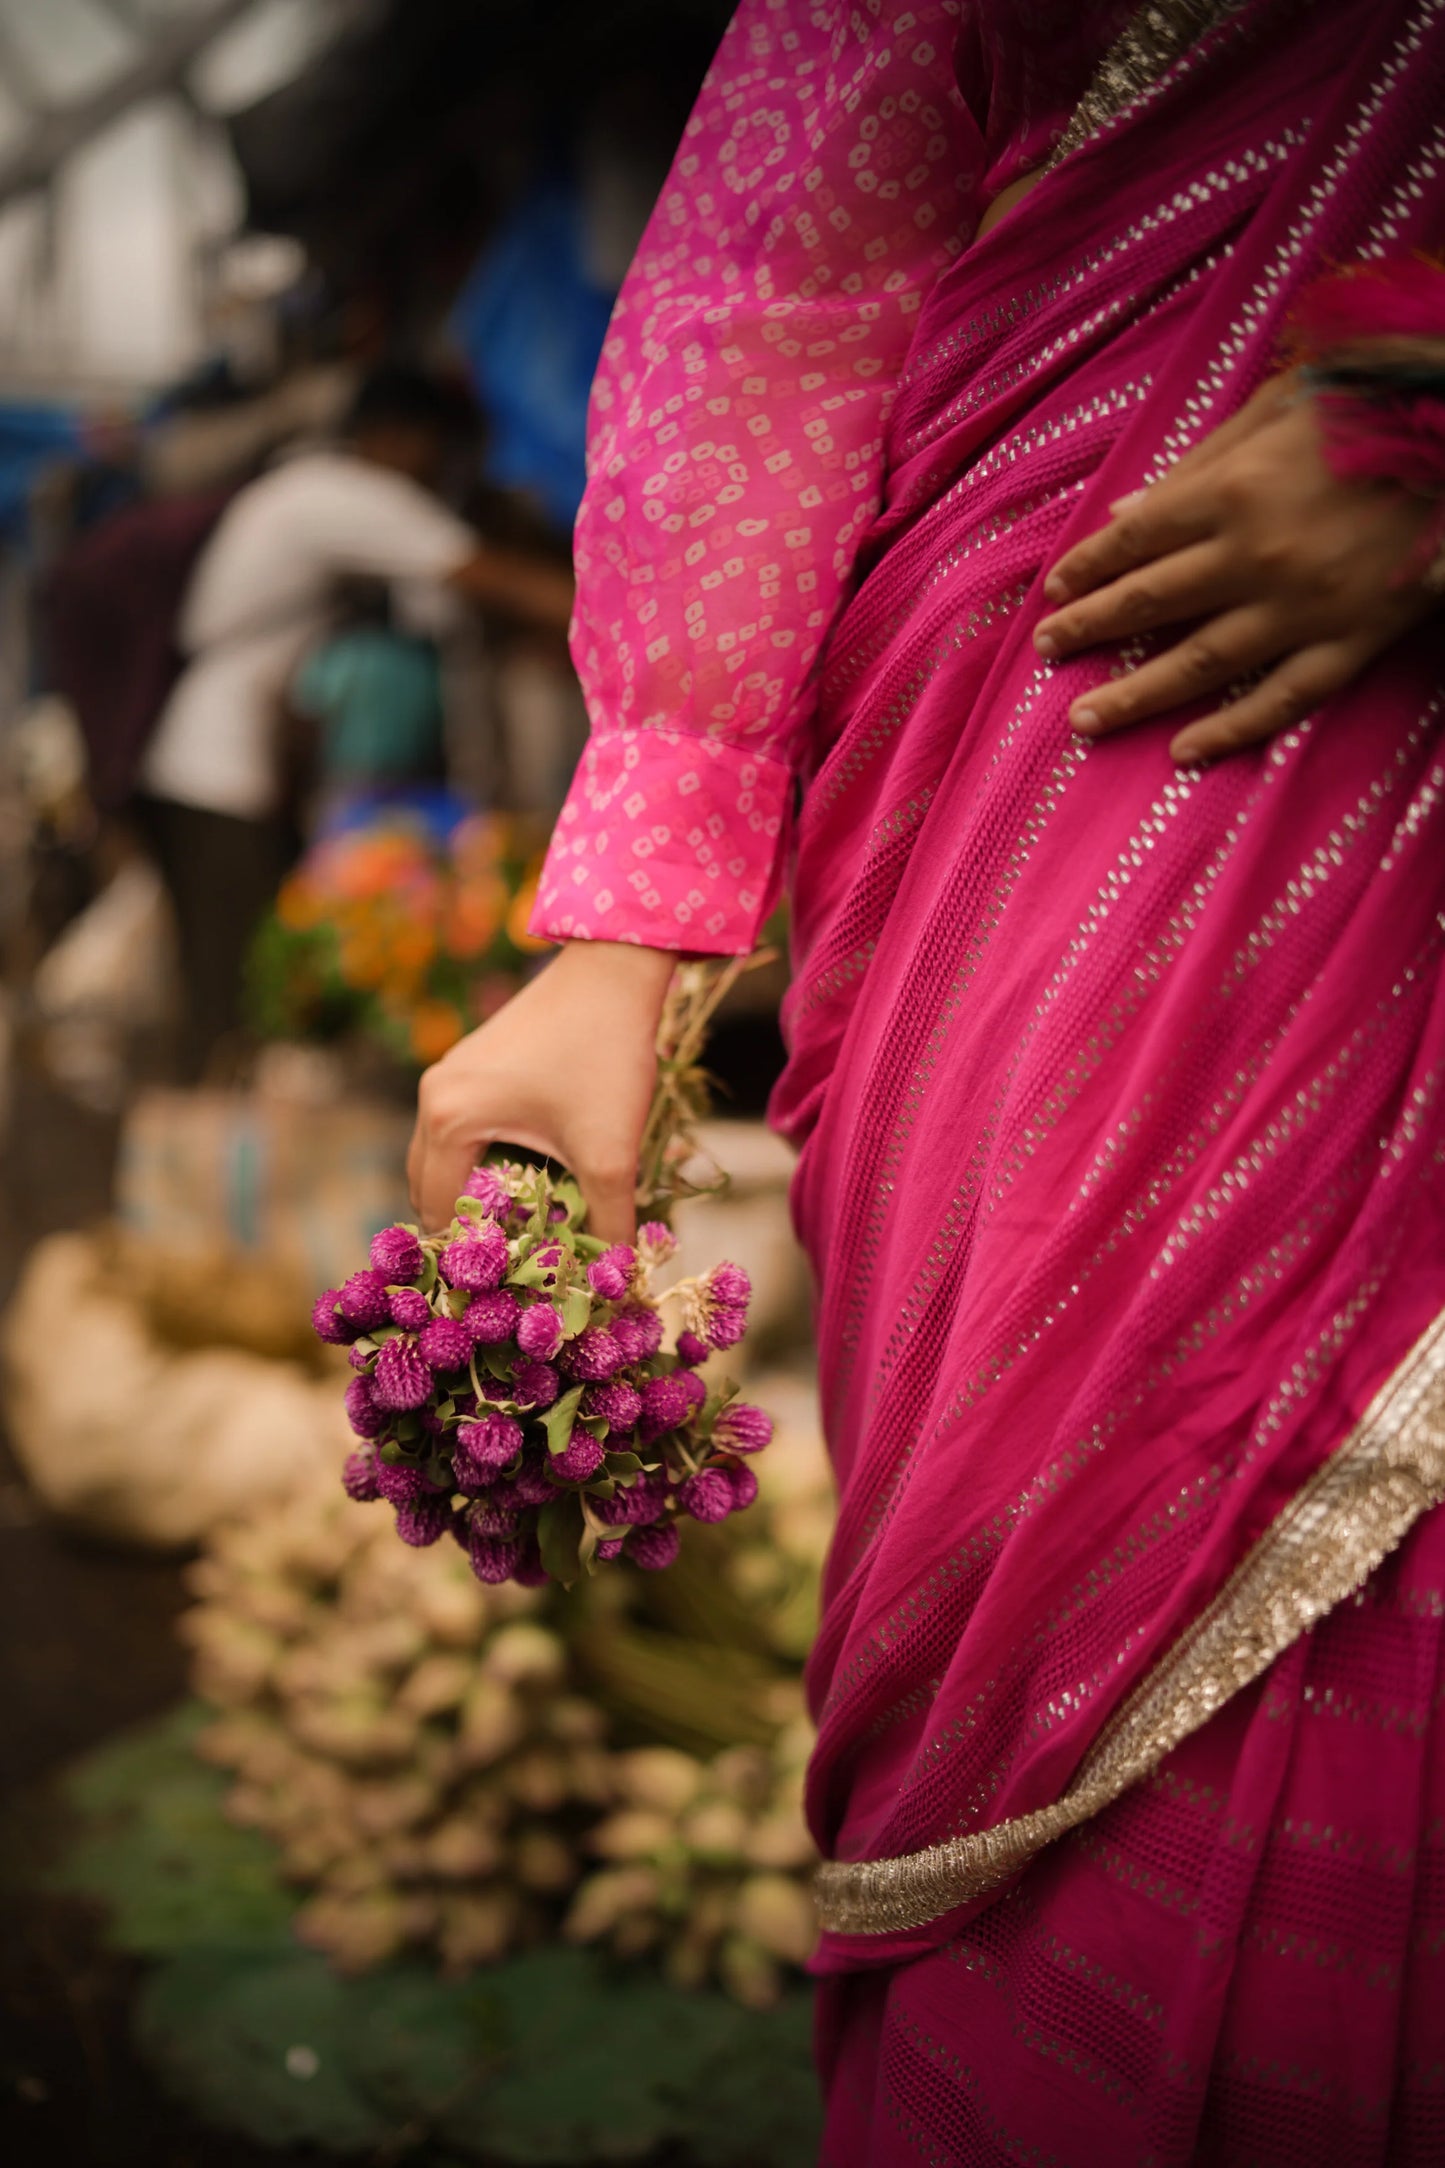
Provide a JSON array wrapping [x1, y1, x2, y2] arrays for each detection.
[[1167, 640, 1363, 765], [577, 1158, 638, 1247], [1069, 605, 1279, 737], [1035, 541, 1232, 657], [1044, 489, 1216, 604], [410, 1062, 489, 1233], [1043, 373, 1301, 605]]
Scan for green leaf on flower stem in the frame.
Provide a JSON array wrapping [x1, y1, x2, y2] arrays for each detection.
[[549, 1176, 587, 1224], [541, 1385, 585, 1457], [378, 1441, 405, 1464], [699, 1378, 739, 1433], [419, 1251, 439, 1295], [453, 1195, 491, 1227], [536, 1493, 585, 1584], [572, 1233, 608, 1262], [508, 1251, 557, 1292], [605, 1451, 643, 1477], [578, 1415, 609, 1442], [560, 1285, 593, 1338], [479, 1347, 514, 1382]]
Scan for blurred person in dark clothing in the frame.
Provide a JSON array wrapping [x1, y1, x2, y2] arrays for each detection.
[[132, 367, 573, 1078]]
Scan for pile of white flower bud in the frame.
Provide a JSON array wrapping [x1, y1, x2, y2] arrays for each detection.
[[181, 1474, 821, 1997], [565, 1733, 817, 2008], [183, 1488, 611, 1975]]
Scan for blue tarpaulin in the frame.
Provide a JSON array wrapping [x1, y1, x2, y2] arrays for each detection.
[[0, 401, 83, 540], [451, 182, 614, 535]]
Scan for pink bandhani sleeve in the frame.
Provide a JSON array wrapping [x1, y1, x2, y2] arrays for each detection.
[[530, 0, 980, 955]]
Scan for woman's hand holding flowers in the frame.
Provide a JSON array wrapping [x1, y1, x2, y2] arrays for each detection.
[[408, 939, 676, 1240]]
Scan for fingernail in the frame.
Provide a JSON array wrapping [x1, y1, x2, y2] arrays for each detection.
[[1034, 630, 1058, 659], [1042, 573, 1068, 603], [1071, 706, 1101, 734]]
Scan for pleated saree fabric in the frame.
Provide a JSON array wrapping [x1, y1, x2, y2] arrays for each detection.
[[532, 0, 1445, 2156]]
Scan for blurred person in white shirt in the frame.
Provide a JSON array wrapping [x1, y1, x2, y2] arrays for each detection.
[[134, 366, 573, 1078]]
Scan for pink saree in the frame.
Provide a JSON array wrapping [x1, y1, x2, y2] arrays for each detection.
[[533, 0, 1445, 2157]]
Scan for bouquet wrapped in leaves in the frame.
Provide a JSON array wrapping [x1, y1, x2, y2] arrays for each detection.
[[313, 961, 775, 1589]]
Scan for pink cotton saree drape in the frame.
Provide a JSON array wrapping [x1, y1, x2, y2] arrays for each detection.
[[533, 0, 1445, 2153]]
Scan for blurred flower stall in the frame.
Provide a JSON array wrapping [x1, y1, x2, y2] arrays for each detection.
[[247, 804, 552, 1072]]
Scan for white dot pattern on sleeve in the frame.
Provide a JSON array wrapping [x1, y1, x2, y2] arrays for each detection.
[[532, 0, 979, 954]]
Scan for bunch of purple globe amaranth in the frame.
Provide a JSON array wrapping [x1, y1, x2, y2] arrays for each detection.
[[312, 1160, 773, 1588]]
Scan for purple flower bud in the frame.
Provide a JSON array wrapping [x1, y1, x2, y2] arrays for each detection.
[[339, 1270, 391, 1330], [312, 1290, 352, 1344], [704, 1303, 748, 1352], [714, 1402, 773, 1455], [511, 1458, 561, 1507], [464, 1289, 519, 1345], [582, 1382, 643, 1433], [463, 1165, 511, 1217], [369, 1225, 425, 1281], [726, 1462, 760, 1512], [637, 1221, 678, 1266], [467, 1496, 521, 1537], [638, 1373, 691, 1443], [418, 1317, 472, 1373], [479, 1375, 510, 1403], [679, 1468, 734, 1523], [630, 1521, 681, 1572], [611, 1306, 664, 1363], [375, 1460, 444, 1507], [341, 1449, 380, 1502], [587, 1245, 636, 1300], [708, 1262, 752, 1308], [388, 1286, 431, 1331], [439, 1224, 509, 1292], [621, 1470, 670, 1526], [344, 1377, 386, 1439], [516, 1302, 564, 1360], [547, 1202, 568, 1223], [372, 1336, 433, 1411], [513, 1359, 560, 1409], [595, 1538, 625, 1562], [562, 1327, 624, 1382], [677, 1369, 708, 1414], [395, 1495, 452, 1547], [676, 1331, 710, 1368], [468, 1533, 523, 1585], [549, 1431, 606, 1484], [348, 1343, 373, 1371], [454, 1413, 523, 1479], [513, 1541, 552, 1587]]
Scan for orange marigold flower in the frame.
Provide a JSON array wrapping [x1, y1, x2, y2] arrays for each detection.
[[409, 999, 464, 1065], [507, 873, 554, 955]]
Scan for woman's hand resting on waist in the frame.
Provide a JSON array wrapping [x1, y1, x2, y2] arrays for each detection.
[[1033, 370, 1440, 765], [407, 939, 676, 1241]]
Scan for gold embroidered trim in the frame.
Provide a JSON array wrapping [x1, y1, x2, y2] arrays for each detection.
[[815, 1305, 1445, 1935], [1043, 0, 1250, 176]]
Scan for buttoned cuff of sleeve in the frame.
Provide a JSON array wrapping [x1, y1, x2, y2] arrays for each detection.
[[528, 729, 790, 956]]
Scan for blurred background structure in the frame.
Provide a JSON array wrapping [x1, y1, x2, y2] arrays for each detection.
[[0, 6, 820, 2163]]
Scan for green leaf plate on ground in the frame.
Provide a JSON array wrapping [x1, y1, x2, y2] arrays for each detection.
[[51, 1705, 820, 2164]]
